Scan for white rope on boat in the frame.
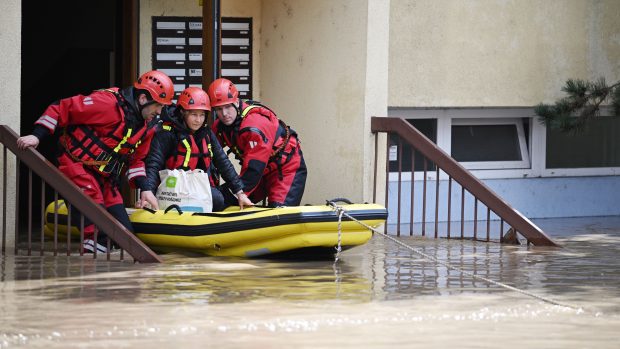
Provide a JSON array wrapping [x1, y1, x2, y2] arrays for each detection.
[[334, 207, 344, 263], [327, 201, 583, 311]]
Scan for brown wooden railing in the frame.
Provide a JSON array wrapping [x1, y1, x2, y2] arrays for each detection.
[[0, 125, 163, 262], [371, 117, 558, 247]]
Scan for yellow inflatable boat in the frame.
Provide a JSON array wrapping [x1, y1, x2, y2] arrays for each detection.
[[44, 200, 387, 258]]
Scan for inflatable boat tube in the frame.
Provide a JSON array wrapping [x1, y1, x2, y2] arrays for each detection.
[[44, 200, 388, 258]]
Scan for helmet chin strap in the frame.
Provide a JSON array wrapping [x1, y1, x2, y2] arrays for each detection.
[[233, 101, 240, 117]]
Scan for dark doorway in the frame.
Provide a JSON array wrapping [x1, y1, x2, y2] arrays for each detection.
[[19, 0, 127, 229], [21, 0, 126, 136]]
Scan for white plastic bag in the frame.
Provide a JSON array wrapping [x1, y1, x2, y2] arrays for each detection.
[[156, 169, 213, 213]]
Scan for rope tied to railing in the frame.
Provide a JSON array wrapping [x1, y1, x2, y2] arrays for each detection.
[[327, 201, 583, 311]]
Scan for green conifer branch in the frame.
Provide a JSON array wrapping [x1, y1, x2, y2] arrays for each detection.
[[535, 78, 620, 133]]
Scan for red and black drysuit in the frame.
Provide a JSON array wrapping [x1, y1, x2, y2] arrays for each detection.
[[212, 100, 307, 207], [143, 105, 245, 211], [30, 87, 157, 241]]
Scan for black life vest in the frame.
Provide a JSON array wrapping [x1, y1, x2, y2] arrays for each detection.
[[162, 124, 213, 173]]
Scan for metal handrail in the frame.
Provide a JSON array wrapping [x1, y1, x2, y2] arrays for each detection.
[[371, 117, 558, 247], [0, 125, 163, 262]]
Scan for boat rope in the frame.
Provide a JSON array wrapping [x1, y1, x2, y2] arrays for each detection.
[[327, 201, 582, 311], [334, 207, 344, 263]]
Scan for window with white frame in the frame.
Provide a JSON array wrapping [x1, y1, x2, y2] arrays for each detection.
[[451, 118, 530, 170], [388, 107, 620, 179]]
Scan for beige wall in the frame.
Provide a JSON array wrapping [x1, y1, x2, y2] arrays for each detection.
[[139, 0, 262, 97], [363, 0, 390, 202], [0, 0, 21, 249], [389, 0, 620, 107], [260, 0, 379, 204], [0, 0, 21, 132], [222, 0, 262, 99]]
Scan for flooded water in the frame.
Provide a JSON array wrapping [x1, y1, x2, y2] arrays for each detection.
[[1, 216, 620, 348]]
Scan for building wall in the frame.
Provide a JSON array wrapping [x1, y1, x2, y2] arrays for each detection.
[[137, 0, 619, 215], [389, 0, 620, 107], [386, 0, 620, 220], [364, 0, 390, 203], [221, 0, 262, 99], [0, 0, 21, 131], [260, 0, 387, 204], [0, 0, 21, 248], [139, 0, 262, 98]]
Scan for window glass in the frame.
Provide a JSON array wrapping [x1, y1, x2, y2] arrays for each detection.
[[389, 119, 437, 172], [452, 124, 521, 162], [450, 118, 530, 170], [546, 116, 620, 168]]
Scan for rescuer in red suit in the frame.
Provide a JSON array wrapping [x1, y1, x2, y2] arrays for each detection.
[[208, 78, 307, 207], [17, 70, 174, 253]]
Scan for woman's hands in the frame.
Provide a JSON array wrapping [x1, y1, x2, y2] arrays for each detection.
[[236, 191, 254, 210], [137, 190, 159, 210], [137, 189, 253, 211]]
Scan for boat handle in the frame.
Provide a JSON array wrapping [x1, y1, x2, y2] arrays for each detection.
[[326, 197, 353, 205], [164, 204, 184, 215]]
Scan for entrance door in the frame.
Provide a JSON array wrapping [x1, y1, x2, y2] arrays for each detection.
[[20, 0, 135, 227]]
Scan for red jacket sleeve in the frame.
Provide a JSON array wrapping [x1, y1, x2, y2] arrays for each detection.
[[236, 110, 278, 194], [34, 91, 119, 133], [127, 124, 157, 189]]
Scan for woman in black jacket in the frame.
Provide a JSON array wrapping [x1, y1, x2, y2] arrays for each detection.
[[138, 87, 252, 211]]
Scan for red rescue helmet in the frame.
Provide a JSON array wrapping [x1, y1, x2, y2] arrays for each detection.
[[178, 87, 211, 111], [207, 78, 239, 107], [134, 70, 174, 105]]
